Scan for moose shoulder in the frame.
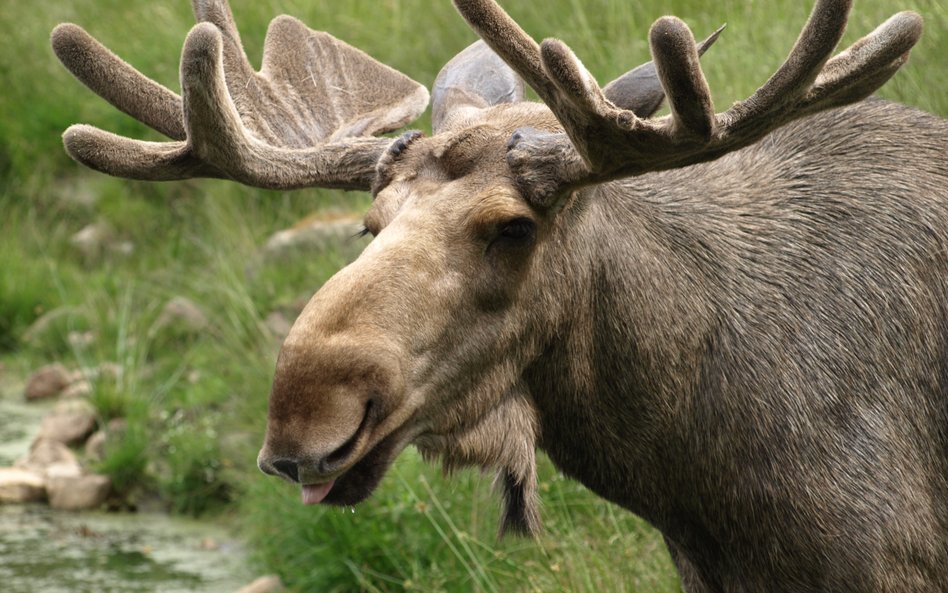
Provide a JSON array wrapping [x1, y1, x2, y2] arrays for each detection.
[[53, 0, 946, 591]]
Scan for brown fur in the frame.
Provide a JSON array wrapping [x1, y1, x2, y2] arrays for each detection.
[[53, 1, 946, 590], [260, 97, 947, 591]]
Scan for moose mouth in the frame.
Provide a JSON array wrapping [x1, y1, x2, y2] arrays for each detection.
[[300, 424, 407, 507]]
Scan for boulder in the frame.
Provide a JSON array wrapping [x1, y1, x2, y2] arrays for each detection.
[[24, 363, 72, 400], [264, 312, 293, 341], [84, 430, 108, 462], [0, 468, 46, 503], [62, 379, 93, 399], [70, 221, 114, 263], [15, 437, 81, 475], [233, 576, 283, 593], [153, 296, 208, 336], [45, 462, 83, 480], [38, 399, 97, 446], [261, 215, 368, 262], [47, 472, 111, 511]]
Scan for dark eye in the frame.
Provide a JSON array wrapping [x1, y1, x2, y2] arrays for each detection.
[[497, 217, 536, 242]]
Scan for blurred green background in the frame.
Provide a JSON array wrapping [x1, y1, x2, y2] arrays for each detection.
[[0, 1, 944, 591]]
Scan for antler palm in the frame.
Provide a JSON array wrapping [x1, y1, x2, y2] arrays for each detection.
[[52, 0, 428, 189]]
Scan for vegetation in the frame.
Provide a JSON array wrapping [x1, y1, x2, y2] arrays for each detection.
[[0, 0, 944, 591]]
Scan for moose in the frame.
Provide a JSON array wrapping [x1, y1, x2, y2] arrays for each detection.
[[52, 0, 946, 590]]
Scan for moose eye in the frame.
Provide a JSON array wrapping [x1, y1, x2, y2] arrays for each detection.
[[497, 217, 536, 242]]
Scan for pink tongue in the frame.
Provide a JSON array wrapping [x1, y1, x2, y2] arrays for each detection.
[[301, 481, 335, 505]]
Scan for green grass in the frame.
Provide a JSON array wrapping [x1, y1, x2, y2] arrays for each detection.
[[0, 0, 945, 591]]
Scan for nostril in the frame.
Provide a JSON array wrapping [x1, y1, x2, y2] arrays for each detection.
[[272, 458, 300, 483]]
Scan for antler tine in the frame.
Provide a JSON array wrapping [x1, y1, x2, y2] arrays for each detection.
[[603, 24, 725, 118], [190, 0, 254, 89], [648, 17, 714, 140], [180, 23, 248, 172], [722, 0, 851, 129], [51, 24, 185, 140], [451, 0, 556, 106], [798, 11, 922, 114], [192, 0, 242, 42]]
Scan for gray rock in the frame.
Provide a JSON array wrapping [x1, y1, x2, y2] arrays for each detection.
[[265, 312, 293, 341], [84, 430, 108, 462], [71, 221, 114, 263], [45, 462, 83, 480], [233, 576, 283, 593], [47, 472, 111, 511], [153, 296, 208, 336], [24, 363, 72, 400], [0, 468, 46, 503], [38, 400, 97, 446], [15, 438, 81, 475], [62, 379, 93, 399], [261, 216, 368, 262]]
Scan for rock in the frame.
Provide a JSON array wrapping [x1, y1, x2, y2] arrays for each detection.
[[47, 472, 111, 511], [84, 430, 108, 462], [261, 214, 368, 262], [24, 363, 73, 400], [45, 462, 83, 480], [233, 576, 283, 593], [70, 221, 114, 263], [62, 379, 93, 399], [38, 400, 97, 446], [109, 240, 135, 257], [0, 468, 46, 503], [15, 438, 81, 475], [153, 296, 208, 336], [264, 312, 293, 341]]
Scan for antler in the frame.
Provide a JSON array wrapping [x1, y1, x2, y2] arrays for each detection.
[[52, 0, 429, 191], [452, 0, 923, 204]]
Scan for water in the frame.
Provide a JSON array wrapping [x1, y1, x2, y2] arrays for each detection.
[[0, 505, 252, 593], [0, 371, 254, 593]]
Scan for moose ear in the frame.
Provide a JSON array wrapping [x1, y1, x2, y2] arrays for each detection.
[[432, 40, 525, 133], [603, 24, 725, 117]]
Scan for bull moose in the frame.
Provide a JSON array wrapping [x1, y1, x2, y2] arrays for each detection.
[[52, 0, 946, 590]]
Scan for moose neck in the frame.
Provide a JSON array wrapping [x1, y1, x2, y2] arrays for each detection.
[[525, 170, 726, 521]]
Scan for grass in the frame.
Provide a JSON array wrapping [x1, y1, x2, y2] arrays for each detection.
[[0, 0, 945, 591]]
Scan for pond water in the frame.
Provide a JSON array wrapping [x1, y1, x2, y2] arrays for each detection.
[[0, 371, 254, 593], [0, 505, 253, 593]]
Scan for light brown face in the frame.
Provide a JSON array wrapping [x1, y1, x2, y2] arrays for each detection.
[[257, 115, 555, 507]]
